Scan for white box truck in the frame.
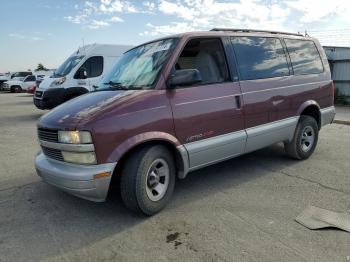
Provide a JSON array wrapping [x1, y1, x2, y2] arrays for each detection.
[[33, 44, 132, 109]]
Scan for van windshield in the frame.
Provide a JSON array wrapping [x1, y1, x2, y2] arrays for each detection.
[[54, 55, 84, 77], [97, 38, 177, 90]]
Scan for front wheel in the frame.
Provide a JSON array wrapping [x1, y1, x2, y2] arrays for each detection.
[[120, 145, 176, 216], [284, 115, 319, 160]]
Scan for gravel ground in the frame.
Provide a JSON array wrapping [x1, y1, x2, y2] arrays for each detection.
[[0, 92, 350, 262]]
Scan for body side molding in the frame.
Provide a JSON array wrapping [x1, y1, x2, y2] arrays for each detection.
[[245, 116, 299, 153]]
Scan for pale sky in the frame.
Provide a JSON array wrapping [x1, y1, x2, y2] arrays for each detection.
[[1, 0, 350, 72]]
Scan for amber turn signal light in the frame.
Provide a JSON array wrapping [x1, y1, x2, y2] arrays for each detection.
[[93, 172, 111, 180]]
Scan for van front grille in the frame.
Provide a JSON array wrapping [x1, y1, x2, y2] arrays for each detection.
[[35, 91, 43, 98], [38, 128, 58, 143], [42, 147, 64, 162]]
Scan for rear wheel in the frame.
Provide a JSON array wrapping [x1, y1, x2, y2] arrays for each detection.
[[284, 115, 319, 160], [120, 145, 176, 216], [11, 86, 22, 93]]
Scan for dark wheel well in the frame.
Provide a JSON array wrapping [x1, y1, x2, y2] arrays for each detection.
[[300, 105, 321, 129], [108, 140, 183, 197], [11, 85, 22, 92]]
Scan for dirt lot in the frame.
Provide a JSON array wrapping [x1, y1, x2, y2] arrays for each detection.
[[0, 93, 350, 262]]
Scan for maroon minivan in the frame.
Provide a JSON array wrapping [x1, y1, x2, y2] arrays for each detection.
[[35, 29, 335, 215]]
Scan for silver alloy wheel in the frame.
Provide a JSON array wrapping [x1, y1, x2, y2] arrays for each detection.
[[145, 158, 170, 202], [300, 126, 315, 152]]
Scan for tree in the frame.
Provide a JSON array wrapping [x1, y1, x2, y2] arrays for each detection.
[[35, 63, 48, 71]]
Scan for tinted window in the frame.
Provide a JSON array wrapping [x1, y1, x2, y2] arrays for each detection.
[[24, 72, 32, 77], [284, 39, 323, 75], [231, 37, 290, 80], [11, 72, 32, 78], [175, 38, 230, 86], [24, 75, 36, 81], [79, 56, 104, 78]]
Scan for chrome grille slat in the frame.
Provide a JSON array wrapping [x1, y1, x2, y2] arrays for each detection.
[[35, 91, 43, 98]]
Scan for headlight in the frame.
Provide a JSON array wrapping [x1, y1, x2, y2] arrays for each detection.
[[58, 131, 92, 144], [62, 151, 97, 165], [50, 77, 66, 87]]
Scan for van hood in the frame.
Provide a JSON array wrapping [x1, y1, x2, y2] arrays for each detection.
[[38, 90, 137, 130], [38, 77, 59, 90]]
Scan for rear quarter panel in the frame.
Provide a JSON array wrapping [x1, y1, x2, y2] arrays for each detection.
[[241, 38, 332, 127]]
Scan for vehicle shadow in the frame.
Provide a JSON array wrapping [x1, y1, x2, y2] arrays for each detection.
[[173, 143, 297, 202], [0, 143, 299, 261], [16, 94, 33, 97], [0, 178, 145, 261]]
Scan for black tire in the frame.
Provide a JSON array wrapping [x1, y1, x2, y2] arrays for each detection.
[[284, 115, 319, 160], [120, 145, 176, 216], [11, 86, 22, 93]]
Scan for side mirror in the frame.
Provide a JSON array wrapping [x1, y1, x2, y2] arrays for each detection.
[[167, 69, 202, 88], [77, 67, 87, 79]]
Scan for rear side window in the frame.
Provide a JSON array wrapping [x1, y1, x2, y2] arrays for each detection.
[[79, 56, 104, 78], [25, 75, 36, 81], [19, 72, 32, 77], [284, 39, 323, 75], [231, 36, 290, 80]]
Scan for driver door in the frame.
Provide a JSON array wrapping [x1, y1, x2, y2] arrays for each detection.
[[168, 37, 246, 170], [75, 56, 104, 91]]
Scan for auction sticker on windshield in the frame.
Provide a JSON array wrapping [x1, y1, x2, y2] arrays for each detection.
[[144, 43, 172, 56]]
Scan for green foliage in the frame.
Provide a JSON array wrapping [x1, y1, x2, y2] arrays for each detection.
[[35, 63, 48, 71]]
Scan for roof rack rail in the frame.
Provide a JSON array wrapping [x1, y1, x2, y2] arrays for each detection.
[[210, 28, 304, 37]]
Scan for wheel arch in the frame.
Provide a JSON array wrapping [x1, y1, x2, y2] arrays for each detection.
[[297, 101, 321, 130], [108, 132, 187, 181]]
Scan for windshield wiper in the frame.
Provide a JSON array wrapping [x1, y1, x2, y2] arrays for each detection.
[[104, 81, 126, 88], [103, 81, 135, 90]]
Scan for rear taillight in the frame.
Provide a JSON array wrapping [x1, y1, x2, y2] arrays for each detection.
[[330, 80, 335, 98], [331, 80, 334, 97]]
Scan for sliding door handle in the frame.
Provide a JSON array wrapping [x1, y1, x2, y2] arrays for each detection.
[[235, 95, 241, 109]]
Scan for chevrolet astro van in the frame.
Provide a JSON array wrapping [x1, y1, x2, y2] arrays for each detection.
[[35, 29, 335, 215]]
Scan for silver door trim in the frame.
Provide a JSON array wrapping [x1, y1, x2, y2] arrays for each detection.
[[183, 130, 247, 173], [245, 116, 299, 153], [176, 116, 300, 178]]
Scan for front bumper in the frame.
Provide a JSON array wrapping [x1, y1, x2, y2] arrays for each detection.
[[35, 152, 117, 202], [2, 84, 10, 91], [33, 88, 66, 109]]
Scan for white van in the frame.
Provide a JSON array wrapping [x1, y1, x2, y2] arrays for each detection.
[[33, 44, 132, 109]]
